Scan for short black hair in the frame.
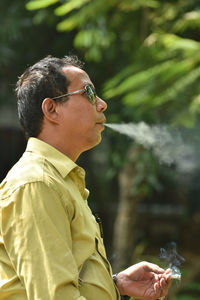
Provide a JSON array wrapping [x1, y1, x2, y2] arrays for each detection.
[[16, 55, 84, 138]]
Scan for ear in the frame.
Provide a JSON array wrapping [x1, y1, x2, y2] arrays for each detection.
[[41, 98, 59, 124]]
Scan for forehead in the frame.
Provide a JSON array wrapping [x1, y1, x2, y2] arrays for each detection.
[[62, 65, 92, 88]]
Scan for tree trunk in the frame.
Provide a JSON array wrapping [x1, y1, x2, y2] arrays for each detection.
[[112, 145, 144, 273]]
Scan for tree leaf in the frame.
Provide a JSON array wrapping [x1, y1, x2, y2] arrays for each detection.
[[152, 66, 200, 106], [104, 60, 175, 99], [56, 15, 79, 31], [55, 0, 90, 16], [26, 0, 59, 10]]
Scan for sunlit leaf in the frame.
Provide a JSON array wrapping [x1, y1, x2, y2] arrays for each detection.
[[74, 30, 93, 48], [152, 3, 177, 27], [104, 60, 175, 99], [56, 0, 107, 32], [55, 0, 90, 16], [26, 0, 59, 10], [103, 65, 136, 92], [173, 10, 200, 32], [56, 15, 79, 31], [145, 33, 200, 54], [152, 66, 200, 106], [74, 28, 115, 49], [163, 35, 200, 53]]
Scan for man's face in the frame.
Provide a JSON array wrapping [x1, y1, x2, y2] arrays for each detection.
[[56, 65, 107, 155]]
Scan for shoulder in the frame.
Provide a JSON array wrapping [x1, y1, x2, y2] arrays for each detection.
[[0, 152, 59, 199]]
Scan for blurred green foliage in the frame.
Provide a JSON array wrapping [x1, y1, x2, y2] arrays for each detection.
[[25, 0, 200, 128], [1, 0, 200, 298]]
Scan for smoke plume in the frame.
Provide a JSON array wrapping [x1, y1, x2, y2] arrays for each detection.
[[159, 242, 185, 278], [105, 122, 198, 173]]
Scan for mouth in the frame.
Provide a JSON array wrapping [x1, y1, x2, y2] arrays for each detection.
[[96, 118, 106, 130], [96, 123, 105, 128]]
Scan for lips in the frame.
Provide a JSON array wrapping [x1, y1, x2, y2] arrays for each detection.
[[95, 119, 106, 131], [96, 117, 106, 125]]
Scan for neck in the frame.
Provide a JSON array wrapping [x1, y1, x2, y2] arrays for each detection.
[[37, 133, 81, 162]]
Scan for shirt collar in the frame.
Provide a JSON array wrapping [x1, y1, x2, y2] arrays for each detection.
[[25, 137, 78, 178]]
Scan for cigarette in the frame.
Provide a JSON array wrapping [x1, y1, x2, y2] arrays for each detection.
[[171, 274, 181, 280], [159, 274, 181, 299]]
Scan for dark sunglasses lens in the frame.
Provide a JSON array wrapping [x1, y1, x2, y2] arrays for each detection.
[[85, 85, 96, 104]]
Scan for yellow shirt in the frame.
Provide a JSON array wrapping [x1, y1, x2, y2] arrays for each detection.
[[0, 138, 120, 300]]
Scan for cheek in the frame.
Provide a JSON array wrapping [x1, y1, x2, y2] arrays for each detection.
[[60, 101, 96, 133], [76, 118, 95, 134], [75, 106, 96, 127]]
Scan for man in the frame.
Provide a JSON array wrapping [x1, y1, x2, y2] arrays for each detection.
[[0, 56, 171, 300]]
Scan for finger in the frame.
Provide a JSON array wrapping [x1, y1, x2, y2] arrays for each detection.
[[160, 277, 167, 288], [154, 280, 166, 299], [164, 268, 172, 278], [165, 268, 172, 274], [144, 262, 165, 274], [154, 281, 159, 294], [160, 277, 171, 294], [161, 270, 172, 287], [159, 269, 172, 281]]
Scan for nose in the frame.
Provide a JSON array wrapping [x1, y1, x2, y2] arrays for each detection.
[[96, 96, 107, 112]]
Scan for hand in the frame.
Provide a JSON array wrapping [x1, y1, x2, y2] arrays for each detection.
[[116, 261, 171, 299]]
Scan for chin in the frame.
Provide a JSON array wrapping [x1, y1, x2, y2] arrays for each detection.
[[85, 134, 102, 151]]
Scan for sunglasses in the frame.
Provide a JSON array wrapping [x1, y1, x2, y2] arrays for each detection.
[[51, 84, 97, 105]]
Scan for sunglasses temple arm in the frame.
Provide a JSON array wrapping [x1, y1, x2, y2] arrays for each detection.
[[67, 88, 85, 96], [52, 88, 85, 100]]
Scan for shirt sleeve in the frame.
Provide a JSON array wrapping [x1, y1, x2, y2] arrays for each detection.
[[1, 181, 87, 300]]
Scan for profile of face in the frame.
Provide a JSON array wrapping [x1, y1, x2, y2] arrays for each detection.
[[54, 65, 107, 156]]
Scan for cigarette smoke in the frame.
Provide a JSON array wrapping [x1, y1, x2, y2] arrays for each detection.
[[105, 122, 198, 173], [159, 242, 185, 279]]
